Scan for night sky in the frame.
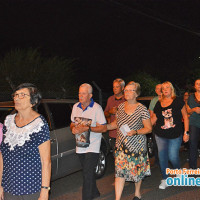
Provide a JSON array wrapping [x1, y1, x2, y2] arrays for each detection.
[[1, 0, 200, 92]]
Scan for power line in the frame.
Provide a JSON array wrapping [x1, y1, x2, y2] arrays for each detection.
[[103, 0, 200, 37]]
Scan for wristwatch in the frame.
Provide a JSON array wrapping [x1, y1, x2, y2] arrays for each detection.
[[185, 131, 189, 135], [41, 186, 51, 191], [135, 130, 138, 135]]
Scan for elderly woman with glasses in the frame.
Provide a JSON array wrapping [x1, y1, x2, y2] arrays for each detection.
[[106, 81, 152, 200], [0, 83, 51, 200]]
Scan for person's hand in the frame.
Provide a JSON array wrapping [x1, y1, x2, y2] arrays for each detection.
[[38, 195, 48, 200], [72, 126, 80, 134], [127, 130, 136, 136], [194, 107, 200, 114], [38, 189, 49, 200], [72, 125, 89, 134], [109, 107, 117, 115], [183, 133, 189, 143], [0, 186, 4, 200]]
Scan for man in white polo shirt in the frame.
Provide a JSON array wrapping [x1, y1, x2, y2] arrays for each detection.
[[70, 83, 106, 200]]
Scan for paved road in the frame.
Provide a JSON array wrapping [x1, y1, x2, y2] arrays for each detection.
[[50, 149, 200, 200]]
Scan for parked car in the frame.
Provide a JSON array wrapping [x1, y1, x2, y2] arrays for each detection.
[[0, 99, 110, 180]]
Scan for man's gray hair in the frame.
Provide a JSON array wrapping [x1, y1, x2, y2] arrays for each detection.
[[113, 78, 125, 88], [80, 83, 93, 94]]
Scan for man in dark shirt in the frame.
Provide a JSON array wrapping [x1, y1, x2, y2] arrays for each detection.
[[104, 78, 125, 154]]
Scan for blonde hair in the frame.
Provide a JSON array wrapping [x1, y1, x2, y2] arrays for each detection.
[[126, 81, 141, 96], [161, 81, 176, 100]]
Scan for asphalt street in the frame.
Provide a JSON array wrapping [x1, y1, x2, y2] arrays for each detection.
[[50, 148, 200, 200]]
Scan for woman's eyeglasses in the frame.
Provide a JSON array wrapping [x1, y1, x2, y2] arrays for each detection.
[[124, 89, 136, 93], [12, 93, 30, 99]]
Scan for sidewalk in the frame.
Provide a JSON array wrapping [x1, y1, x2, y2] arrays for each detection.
[[51, 149, 200, 200]]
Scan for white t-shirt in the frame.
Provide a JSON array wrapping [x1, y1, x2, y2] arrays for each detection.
[[71, 100, 106, 153]]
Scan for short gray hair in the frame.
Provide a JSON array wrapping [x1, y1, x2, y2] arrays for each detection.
[[79, 83, 93, 94], [113, 78, 125, 88], [126, 81, 141, 96]]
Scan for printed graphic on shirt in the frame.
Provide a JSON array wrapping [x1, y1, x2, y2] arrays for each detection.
[[74, 117, 92, 147], [161, 108, 176, 129]]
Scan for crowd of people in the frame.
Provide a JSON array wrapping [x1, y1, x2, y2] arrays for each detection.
[[0, 78, 199, 200]]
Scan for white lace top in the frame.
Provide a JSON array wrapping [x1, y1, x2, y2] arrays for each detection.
[[4, 113, 44, 150]]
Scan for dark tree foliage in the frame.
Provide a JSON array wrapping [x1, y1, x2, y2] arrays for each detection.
[[0, 48, 78, 99], [125, 71, 161, 96]]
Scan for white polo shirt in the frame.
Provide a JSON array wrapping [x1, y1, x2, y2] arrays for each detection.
[[71, 99, 106, 153]]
